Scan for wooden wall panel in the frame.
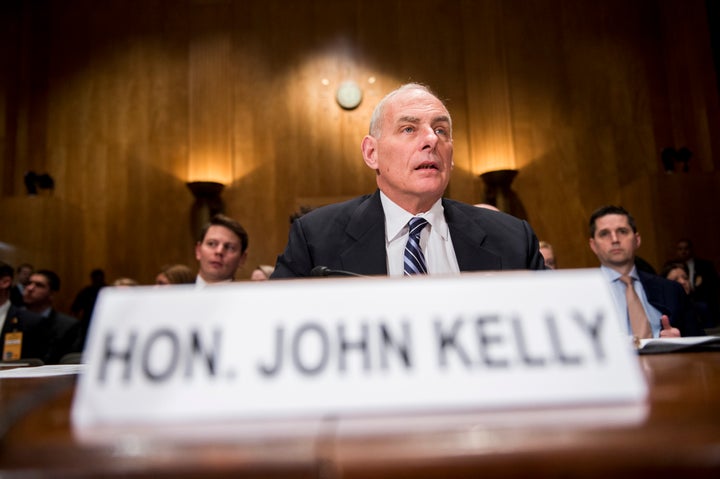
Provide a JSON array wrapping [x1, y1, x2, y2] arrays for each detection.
[[1, 0, 718, 311]]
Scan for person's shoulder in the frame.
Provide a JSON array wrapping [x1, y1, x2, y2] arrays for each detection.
[[296, 194, 375, 224], [443, 198, 524, 226], [639, 270, 685, 295], [52, 310, 79, 326], [7, 305, 45, 327]]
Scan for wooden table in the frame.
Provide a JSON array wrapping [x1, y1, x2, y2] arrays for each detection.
[[1, 352, 719, 478]]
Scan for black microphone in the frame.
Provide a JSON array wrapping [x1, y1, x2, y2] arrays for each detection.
[[310, 266, 364, 278]]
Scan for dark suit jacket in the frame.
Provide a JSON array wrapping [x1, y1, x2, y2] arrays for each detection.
[[42, 309, 82, 365], [639, 270, 704, 337], [1, 304, 49, 361], [9, 284, 25, 306], [690, 257, 719, 318], [272, 190, 545, 278]]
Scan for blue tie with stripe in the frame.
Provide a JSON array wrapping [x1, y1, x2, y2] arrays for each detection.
[[404, 217, 429, 275]]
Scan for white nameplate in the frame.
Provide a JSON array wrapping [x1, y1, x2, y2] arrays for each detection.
[[72, 269, 647, 429]]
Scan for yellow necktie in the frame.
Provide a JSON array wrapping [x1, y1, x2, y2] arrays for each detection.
[[619, 275, 652, 339]]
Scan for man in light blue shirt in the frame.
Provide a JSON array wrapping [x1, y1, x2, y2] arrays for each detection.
[[588, 205, 684, 338]]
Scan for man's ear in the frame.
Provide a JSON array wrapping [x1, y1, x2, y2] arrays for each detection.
[[361, 135, 378, 170], [589, 238, 598, 256], [0, 276, 11, 289], [239, 250, 249, 268], [634, 232, 642, 250]]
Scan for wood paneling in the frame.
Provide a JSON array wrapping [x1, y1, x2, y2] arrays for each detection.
[[1, 0, 718, 310]]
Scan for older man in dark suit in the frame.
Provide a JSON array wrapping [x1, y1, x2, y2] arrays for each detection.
[[272, 83, 545, 278]]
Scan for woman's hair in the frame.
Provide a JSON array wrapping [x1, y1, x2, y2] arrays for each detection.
[[159, 264, 195, 284]]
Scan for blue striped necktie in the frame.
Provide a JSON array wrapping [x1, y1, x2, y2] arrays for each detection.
[[404, 217, 429, 275]]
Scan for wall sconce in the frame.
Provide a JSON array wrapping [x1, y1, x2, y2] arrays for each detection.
[[24, 171, 55, 195], [661, 147, 692, 173], [187, 181, 225, 239], [480, 169, 526, 218]]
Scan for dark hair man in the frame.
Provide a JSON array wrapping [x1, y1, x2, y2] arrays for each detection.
[[588, 205, 701, 339], [195, 214, 249, 287], [23, 269, 82, 364], [0, 261, 48, 361]]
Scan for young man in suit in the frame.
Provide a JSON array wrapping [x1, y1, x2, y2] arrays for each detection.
[[0, 261, 48, 361], [194, 214, 249, 287], [22, 269, 82, 364], [588, 205, 701, 338], [272, 83, 545, 278]]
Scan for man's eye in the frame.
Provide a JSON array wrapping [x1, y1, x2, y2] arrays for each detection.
[[435, 127, 447, 136], [402, 126, 414, 133]]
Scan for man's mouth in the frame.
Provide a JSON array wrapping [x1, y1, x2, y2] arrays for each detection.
[[415, 162, 438, 170]]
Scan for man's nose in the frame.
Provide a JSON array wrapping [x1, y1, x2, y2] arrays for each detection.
[[421, 126, 439, 148]]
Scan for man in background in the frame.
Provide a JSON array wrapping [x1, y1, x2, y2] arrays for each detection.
[[71, 268, 106, 350], [675, 238, 719, 319], [10, 263, 33, 306], [539, 241, 556, 269], [272, 83, 545, 277], [588, 205, 700, 338], [23, 269, 81, 364], [195, 214, 249, 287], [0, 261, 47, 361]]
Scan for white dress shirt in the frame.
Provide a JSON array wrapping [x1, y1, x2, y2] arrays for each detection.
[[0, 299, 10, 334], [380, 191, 460, 277]]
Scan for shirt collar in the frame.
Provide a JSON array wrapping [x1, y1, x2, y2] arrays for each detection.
[[195, 275, 233, 288], [380, 191, 449, 242], [600, 265, 639, 282]]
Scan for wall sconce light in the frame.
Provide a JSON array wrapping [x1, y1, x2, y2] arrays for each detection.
[[187, 181, 225, 239], [480, 169, 525, 218], [661, 147, 692, 173], [24, 171, 55, 195]]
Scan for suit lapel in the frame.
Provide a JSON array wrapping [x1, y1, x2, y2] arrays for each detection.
[[444, 200, 502, 271], [340, 191, 388, 275], [640, 272, 671, 316]]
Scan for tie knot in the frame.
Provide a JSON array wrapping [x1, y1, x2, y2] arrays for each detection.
[[619, 274, 634, 287], [408, 217, 428, 236]]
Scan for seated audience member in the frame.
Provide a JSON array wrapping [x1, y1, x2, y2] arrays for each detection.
[[113, 277, 139, 287], [71, 268, 106, 350], [272, 83, 545, 278], [195, 214, 249, 287], [10, 263, 33, 306], [250, 265, 275, 281], [22, 269, 82, 364], [675, 238, 719, 319], [588, 205, 702, 338], [538, 241, 556, 269], [661, 261, 692, 295], [0, 261, 48, 361], [156, 264, 195, 285], [661, 261, 716, 332]]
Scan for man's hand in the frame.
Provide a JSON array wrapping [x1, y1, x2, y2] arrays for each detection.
[[659, 315, 681, 338]]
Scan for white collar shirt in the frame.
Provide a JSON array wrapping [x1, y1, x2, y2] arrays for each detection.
[[380, 191, 460, 277], [0, 299, 10, 333]]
